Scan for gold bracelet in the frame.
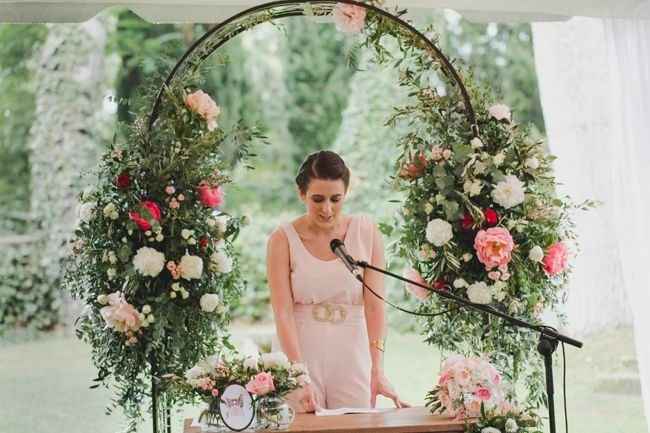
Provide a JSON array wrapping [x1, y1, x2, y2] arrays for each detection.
[[370, 338, 385, 352]]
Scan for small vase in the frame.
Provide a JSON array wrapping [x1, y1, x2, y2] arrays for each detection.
[[198, 402, 227, 432], [255, 396, 295, 431]]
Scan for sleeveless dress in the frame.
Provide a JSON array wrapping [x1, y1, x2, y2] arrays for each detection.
[[274, 214, 376, 411]]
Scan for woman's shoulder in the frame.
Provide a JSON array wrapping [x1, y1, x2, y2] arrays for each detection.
[[352, 213, 377, 230]]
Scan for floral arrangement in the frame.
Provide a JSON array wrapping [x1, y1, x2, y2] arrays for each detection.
[[64, 81, 264, 429], [426, 355, 541, 433], [174, 351, 309, 402]]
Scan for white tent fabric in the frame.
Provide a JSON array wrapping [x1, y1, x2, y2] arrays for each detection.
[[533, 17, 650, 431], [1, 0, 650, 23]]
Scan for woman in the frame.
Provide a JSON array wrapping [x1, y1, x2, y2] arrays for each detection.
[[266, 150, 409, 413]]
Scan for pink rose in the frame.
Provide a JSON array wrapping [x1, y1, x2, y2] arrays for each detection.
[[245, 372, 275, 396], [211, 388, 219, 397], [185, 89, 220, 131], [100, 292, 141, 333], [128, 200, 162, 231], [333, 3, 366, 33], [403, 268, 431, 302], [543, 241, 569, 276], [197, 183, 224, 208], [474, 387, 492, 401], [474, 227, 515, 271]]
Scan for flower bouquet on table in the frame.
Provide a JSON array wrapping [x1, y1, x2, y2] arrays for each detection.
[[426, 354, 541, 433], [169, 351, 309, 431]]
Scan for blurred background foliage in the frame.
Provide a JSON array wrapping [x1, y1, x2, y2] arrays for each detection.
[[0, 8, 543, 332]]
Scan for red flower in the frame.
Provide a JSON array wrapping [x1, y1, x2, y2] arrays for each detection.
[[433, 279, 447, 290], [128, 200, 162, 231], [199, 237, 209, 250], [460, 212, 474, 231], [115, 172, 131, 189], [483, 208, 499, 227], [197, 183, 224, 208]]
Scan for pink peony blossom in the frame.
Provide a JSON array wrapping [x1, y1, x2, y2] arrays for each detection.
[[100, 292, 141, 334], [197, 183, 224, 208], [403, 268, 431, 302], [185, 89, 221, 131], [129, 200, 162, 231], [474, 227, 515, 271], [474, 387, 492, 401], [542, 241, 569, 276], [245, 372, 275, 396], [333, 3, 366, 33]]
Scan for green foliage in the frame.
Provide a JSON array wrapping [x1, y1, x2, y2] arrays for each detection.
[[0, 240, 60, 332], [0, 24, 47, 217]]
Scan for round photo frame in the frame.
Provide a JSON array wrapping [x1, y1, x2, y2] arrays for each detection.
[[218, 383, 256, 432]]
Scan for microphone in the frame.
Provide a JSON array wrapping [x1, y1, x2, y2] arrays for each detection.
[[330, 239, 363, 282]]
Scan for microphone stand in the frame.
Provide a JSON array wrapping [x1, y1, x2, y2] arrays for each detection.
[[354, 259, 582, 433]]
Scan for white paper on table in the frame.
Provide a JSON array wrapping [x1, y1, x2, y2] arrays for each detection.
[[315, 407, 386, 416]]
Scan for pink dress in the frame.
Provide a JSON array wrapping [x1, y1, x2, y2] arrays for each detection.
[[276, 214, 376, 411]]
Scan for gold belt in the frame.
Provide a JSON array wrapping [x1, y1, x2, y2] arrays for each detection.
[[311, 303, 348, 324]]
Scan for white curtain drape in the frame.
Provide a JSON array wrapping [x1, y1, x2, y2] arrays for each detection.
[[532, 17, 650, 430]]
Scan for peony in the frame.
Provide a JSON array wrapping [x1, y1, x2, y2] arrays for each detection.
[[488, 103, 511, 122], [197, 183, 224, 208], [185, 89, 221, 131], [474, 387, 492, 401], [467, 282, 492, 304], [528, 245, 544, 263], [474, 227, 515, 271], [245, 372, 275, 396], [261, 351, 291, 369], [333, 3, 366, 33], [210, 250, 232, 273], [200, 294, 220, 312], [99, 291, 141, 333], [492, 175, 525, 209], [403, 268, 431, 301], [132, 246, 165, 277], [179, 254, 203, 280], [129, 200, 162, 231], [426, 219, 453, 247], [543, 241, 569, 276]]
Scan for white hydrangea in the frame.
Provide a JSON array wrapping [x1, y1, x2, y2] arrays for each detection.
[[103, 202, 119, 220], [425, 219, 453, 247], [467, 282, 493, 305], [200, 294, 220, 312], [528, 245, 544, 263], [463, 179, 483, 197], [261, 352, 291, 369], [505, 418, 518, 433], [210, 250, 232, 273], [492, 175, 525, 209], [77, 202, 96, 224], [132, 247, 165, 277], [180, 254, 203, 280]]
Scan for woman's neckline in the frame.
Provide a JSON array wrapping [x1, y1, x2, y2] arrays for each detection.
[[290, 215, 355, 263]]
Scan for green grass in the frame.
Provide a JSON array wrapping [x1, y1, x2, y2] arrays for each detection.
[[0, 326, 646, 433]]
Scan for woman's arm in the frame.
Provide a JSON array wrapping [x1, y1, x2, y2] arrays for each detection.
[[267, 228, 302, 362], [363, 223, 387, 374]]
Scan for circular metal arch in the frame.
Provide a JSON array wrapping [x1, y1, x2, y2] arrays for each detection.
[[147, 0, 478, 137]]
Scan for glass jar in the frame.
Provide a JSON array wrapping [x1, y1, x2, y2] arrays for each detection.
[[255, 395, 295, 431], [198, 401, 227, 432]]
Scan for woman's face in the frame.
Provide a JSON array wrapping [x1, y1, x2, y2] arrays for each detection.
[[300, 178, 347, 228]]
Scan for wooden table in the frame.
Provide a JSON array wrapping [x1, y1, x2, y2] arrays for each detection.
[[183, 407, 465, 433]]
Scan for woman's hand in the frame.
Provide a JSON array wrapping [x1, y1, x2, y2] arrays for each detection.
[[370, 369, 411, 409], [299, 382, 319, 413]]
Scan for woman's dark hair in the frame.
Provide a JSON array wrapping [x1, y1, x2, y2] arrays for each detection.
[[295, 150, 351, 194]]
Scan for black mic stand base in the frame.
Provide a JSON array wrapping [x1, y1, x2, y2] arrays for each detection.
[[538, 327, 560, 433]]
